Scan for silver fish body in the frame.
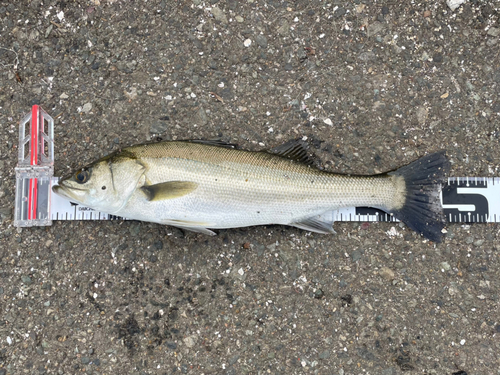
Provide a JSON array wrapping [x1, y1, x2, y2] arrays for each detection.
[[53, 140, 448, 241]]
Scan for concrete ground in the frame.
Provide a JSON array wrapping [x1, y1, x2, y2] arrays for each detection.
[[1, 0, 499, 374]]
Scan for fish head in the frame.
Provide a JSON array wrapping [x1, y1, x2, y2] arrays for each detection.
[[53, 150, 146, 213]]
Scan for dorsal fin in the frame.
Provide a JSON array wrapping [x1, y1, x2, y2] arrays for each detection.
[[269, 139, 315, 165], [187, 139, 238, 149]]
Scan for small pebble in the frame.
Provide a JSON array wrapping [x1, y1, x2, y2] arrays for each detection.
[[433, 53, 443, 63], [314, 289, 325, 299], [355, 4, 365, 13], [255, 34, 268, 48], [367, 21, 385, 37], [128, 223, 140, 236], [487, 27, 500, 37], [319, 350, 330, 359], [82, 102, 92, 113], [183, 335, 196, 348], [379, 267, 395, 281], [447, 0, 466, 11], [211, 6, 228, 24], [124, 87, 138, 100], [81, 357, 90, 365], [277, 21, 289, 36], [350, 249, 362, 262], [166, 341, 177, 350]]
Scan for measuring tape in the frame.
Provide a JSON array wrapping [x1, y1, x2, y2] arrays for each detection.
[[14, 106, 500, 227]]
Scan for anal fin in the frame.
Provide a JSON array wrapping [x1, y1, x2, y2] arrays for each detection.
[[291, 213, 336, 234]]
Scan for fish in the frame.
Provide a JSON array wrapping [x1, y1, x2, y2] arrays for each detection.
[[52, 139, 449, 242]]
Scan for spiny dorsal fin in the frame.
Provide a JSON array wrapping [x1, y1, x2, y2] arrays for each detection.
[[269, 139, 315, 165], [141, 181, 198, 201], [187, 139, 238, 149]]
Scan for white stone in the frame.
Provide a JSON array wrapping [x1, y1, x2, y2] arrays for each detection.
[[183, 335, 196, 348], [82, 102, 92, 113], [440, 262, 451, 271], [446, 0, 466, 11], [124, 87, 138, 100]]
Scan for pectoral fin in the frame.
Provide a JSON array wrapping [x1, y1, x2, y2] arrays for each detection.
[[141, 181, 198, 201], [161, 219, 217, 236], [291, 213, 336, 234]]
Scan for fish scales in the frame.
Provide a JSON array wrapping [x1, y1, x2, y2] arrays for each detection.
[[126, 142, 399, 224]]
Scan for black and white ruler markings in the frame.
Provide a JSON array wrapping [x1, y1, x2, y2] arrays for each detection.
[[50, 177, 499, 224]]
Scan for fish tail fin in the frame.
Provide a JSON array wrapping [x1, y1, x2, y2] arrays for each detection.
[[388, 152, 449, 242]]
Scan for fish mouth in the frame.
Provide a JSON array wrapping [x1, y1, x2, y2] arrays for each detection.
[[52, 182, 86, 202], [52, 184, 71, 199]]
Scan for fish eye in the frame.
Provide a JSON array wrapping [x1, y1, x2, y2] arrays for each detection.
[[75, 170, 89, 184]]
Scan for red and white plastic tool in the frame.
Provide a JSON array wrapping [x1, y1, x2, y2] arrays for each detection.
[[14, 105, 54, 227]]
